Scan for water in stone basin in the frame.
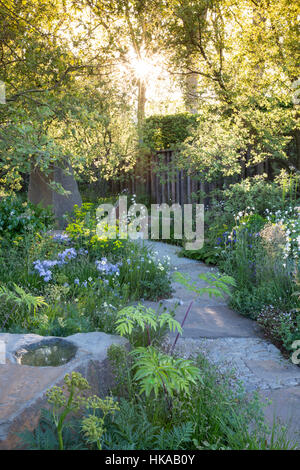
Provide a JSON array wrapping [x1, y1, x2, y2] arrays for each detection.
[[15, 338, 77, 367]]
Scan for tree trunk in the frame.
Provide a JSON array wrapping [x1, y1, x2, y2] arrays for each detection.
[[184, 72, 198, 114], [137, 78, 146, 143]]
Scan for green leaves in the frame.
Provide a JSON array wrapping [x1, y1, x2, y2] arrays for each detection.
[[0, 283, 48, 327], [0, 196, 53, 240], [142, 113, 198, 151], [45, 372, 120, 450], [164, 0, 299, 180], [173, 271, 236, 300], [81, 396, 120, 450], [115, 303, 182, 344], [131, 346, 201, 398], [11, 284, 48, 316], [115, 304, 157, 337], [158, 312, 181, 333], [155, 422, 195, 450]]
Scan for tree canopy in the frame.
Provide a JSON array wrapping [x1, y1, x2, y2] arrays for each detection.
[[0, 0, 299, 193]]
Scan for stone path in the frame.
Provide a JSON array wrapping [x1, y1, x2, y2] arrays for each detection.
[[140, 240, 300, 445]]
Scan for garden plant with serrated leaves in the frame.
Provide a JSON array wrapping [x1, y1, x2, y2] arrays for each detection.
[[115, 303, 182, 347]]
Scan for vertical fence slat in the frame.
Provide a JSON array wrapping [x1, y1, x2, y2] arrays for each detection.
[[180, 170, 184, 205], [171, 156, 176, 203], [162, 152, 166, 204], [167, 151, 170, 203], [187, 174, 191, 204], [176, 170, 180, 204], [157, 152, 160, 204]]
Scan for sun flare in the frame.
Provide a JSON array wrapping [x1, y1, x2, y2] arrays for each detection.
[[116, 47, 184, 114], [131, 57, 155, 80]]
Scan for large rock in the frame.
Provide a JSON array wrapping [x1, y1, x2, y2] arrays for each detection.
[[28, 162, 82, 228], [0, 332, 127, 449]]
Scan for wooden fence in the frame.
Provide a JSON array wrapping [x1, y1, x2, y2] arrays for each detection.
[[95, 149, 269, 206], [115, 150, 235, 206]]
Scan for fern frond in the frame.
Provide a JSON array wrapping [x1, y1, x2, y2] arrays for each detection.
[[155, 422, 194, 450]]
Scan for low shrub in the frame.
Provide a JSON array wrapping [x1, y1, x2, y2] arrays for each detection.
[[0, 196, 53, 244], [212, 174, 300, 220], [257, 305, 300, 355]]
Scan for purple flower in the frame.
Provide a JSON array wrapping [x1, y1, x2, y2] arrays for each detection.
[[52, 234, 71, 243], [95, 258, 121, 277], [57, 248, 77, 265], [33, 259, 58, 281]]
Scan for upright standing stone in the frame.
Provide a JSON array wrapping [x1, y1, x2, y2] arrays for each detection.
[[28, 161, 82, 228]]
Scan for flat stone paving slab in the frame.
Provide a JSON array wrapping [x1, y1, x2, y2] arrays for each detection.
[[169, 337, 300, 392], [246, 359, 300, 381], [259, 386, 300, 444], [144, 299, 262, 339]]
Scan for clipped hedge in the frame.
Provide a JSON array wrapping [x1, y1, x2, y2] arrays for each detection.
[[142, 113, 198, 151]]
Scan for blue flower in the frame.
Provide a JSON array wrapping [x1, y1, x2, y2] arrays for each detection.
[[95, 258, 121, 277], [57, 248, 77, 266], [33, 247, 78, 283], [52, 234, 70, 243], [33, 259, 57, 281]]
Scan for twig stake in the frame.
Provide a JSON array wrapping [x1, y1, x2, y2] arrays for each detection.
[[170, 300, 194, 353]]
